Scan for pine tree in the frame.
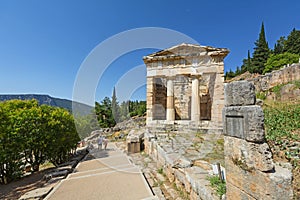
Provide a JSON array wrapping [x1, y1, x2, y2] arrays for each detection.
[[284, 28, 300, 55], [274, 36, 286, 54], [251, 22, 270, 74], [111, 87, 120, 123]]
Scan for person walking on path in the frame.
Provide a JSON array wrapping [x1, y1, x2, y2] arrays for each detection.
[[103, 137, 108, 150], [97, 135, 103, 150]]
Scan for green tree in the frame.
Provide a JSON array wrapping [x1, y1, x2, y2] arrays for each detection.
[[263, 52, 300, 74], [0, 100, 80, 183], [74, 112, 99, 139], [46, 106, 79, 166], [95, 97, 115, 128], [17, 104, 47, 171], [284, 28, 300, 55], [0, 101, 24, 183], [225, 69, 235, 80], [251, 22, 270, 74], [274, 36, 286, 54], [119, 101, 130, 121], [128, 100, 146, 117]]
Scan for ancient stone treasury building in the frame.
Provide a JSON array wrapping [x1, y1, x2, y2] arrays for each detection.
[[143, 43, 229, 132]]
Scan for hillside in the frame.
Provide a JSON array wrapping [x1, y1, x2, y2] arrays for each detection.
[[0, 94, 93, 115]]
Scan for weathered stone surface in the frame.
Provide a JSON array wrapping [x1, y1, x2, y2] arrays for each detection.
[[225, 153, 293, 200], [223, 105, 265, 142], [173, 157, 192, 169], [126, 129, 144, 143], [19, 186, 53, 200], [224, 80, 256, 106], [193, 160, 212, 171], [224, 136, 274, 172], [249, 63, 300, 92]]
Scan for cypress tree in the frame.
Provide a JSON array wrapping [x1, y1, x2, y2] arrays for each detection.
[[111, 87, 120, 123], [246, 50, 252, 72], [251, 22, 270, 74]]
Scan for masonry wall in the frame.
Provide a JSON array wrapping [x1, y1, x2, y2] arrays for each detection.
[[249, 63, 300, 92], [223, 81, 293, 200]]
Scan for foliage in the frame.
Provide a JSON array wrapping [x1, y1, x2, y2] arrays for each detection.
[[45, 107, 79, 166], [95, 97, 116, 128], [73, 112, 99, 139], [256, 91, 267, 100], [207, 175, 226, 197], [225, 25, 300, 80], [274, 36, 286, 54], [94, 90, 146, 128], [284, 28, 300, 55], [264, 103, 300, 166], [128, 100, 146, 117], [0, 100, 79, 184], [225, 69, 235, 80], [263, 52, 300, 74], [157, 167, 163, 174]]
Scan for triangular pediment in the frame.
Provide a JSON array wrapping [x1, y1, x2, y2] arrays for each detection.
[[144, 43, 229, 61]]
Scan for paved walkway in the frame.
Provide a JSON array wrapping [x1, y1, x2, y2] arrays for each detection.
[[45, 143, 156, 200]]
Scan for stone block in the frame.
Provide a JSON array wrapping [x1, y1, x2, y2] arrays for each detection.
[[127, 142, 140, 153], [224, 136, 274, 172], [225, 80, 256, 106], [223, 106, 265, 142], [225, 153, 293, 200]]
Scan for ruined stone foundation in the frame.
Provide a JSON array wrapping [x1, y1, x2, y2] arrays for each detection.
[[223, 81, 293, 200]]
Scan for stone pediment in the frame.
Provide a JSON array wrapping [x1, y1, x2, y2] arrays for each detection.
[[143, 43, 229, 62]]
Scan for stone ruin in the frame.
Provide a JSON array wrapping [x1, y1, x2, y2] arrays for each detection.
[[125, 44, 295, 199], [143, 43, 229, 133], [223, 81, 293, 199]]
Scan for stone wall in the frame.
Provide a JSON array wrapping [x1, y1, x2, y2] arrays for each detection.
[[249, 63, 300, 92], [144, 131, 221, 200], [223, 81, 293, 199]]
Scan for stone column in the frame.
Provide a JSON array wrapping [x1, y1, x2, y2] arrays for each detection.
[[191, 75, 200, 122], [146, 77, 154, 125], [166, 77, 175, 121]]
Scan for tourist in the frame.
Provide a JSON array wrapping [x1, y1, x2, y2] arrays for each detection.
[[97, 135, 103, 150], [103, 137, 108, 150]]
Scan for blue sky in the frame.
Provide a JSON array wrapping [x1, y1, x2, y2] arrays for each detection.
[[0, 0, 300, 104]]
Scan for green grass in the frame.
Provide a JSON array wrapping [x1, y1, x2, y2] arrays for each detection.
[[207, 175, 226, 197], [157, 167, 163, 174]]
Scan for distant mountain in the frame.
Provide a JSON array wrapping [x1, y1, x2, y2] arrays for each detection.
[[0, 94, 93, 115]]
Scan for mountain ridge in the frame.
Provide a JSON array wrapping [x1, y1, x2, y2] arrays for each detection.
[[0, 94, 93, 115]]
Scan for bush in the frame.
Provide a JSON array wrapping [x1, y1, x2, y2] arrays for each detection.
[[263, 52, 300, 74]]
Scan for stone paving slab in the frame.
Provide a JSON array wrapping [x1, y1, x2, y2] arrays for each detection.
[[19, 185, 54, 200], [45, 143, 154, 200]]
